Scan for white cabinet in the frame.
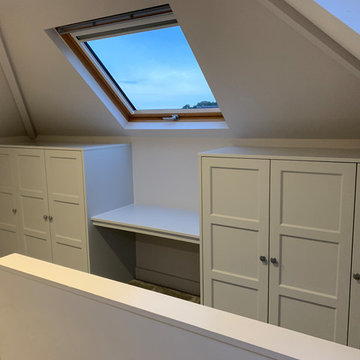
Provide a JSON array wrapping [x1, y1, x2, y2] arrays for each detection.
[[46, 150, 88, 271], [15, 148, 52, 262], [0, 144, 134, 276], [348, 164, 360, 349], [269, 160, 355, 344], [14, 148, 87, 269], [0, 148, 19, 256], [201, 147, 359, 345], [202, 157, 269, 321]]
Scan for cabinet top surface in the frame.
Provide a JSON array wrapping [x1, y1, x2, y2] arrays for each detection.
[[0, 143, 130, 151], [200, 146, 360, 162]]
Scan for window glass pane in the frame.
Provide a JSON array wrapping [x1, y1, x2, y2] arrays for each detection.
[[87, 26, 218, 110]]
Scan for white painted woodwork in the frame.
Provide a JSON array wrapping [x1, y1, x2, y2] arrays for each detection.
[[92, 204, 200, 244], [14, 148, 52, 261], [269, 160, 355, 344], [200, 146, 360, 162], [348, 164, 360, 349], [201, 157, 270, 321], [0, 144, 133, 279], [1, 254, 360, 360], [201, 147, 360, 345], [82, 144, 135, 282], [0, 147, 19, 256], [45, 150, 88, 271]]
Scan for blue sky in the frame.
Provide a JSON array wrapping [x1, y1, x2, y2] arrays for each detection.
[[313, 0, 360, 34], [88, 26, 216, 110]]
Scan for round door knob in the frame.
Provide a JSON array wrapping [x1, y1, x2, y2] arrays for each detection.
[[49, 216, 53, 222], [12, 208, 17, 214], [43, 215, 48, 221], [259, 256, 267, 262], [270, 257, 278, 264], [354, 273, 360, 281]]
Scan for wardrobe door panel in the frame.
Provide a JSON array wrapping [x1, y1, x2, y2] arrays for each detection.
[[269, 160, 355, 344], [25, 234, 52, 261], [348, 164, 360, 349], [21, 196, 49, 239], [212, 279, 260, 319], [45, 150, 88, 272], [15, 149, 52, 261], [202, 157, 269, 322], [0, 192, 16, 231], [0, 148, 19, 256], [0, 230, 18, 257], [211, 225, 259, 278]]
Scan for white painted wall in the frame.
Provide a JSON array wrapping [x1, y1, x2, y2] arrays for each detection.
[[132, 137, 360, 210], [0, 0, 359, 138], [172, 0, 360, 138]]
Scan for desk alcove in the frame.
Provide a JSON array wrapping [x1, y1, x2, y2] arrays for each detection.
[[91, 204, 201, 297], [0, 143, 201, 301]]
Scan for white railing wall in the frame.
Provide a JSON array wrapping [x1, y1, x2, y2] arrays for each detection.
[[0, 254, 359, 360]]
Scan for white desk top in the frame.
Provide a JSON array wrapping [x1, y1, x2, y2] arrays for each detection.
[[91, 204, 200, 244]]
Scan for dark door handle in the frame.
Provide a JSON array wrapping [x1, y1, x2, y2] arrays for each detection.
[[259, 256, 267, 262], [354, 273, 360, 281], [270, 257, 278, 264]]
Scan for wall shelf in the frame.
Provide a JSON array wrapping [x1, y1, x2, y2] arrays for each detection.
[[91, 204, 200, 244]]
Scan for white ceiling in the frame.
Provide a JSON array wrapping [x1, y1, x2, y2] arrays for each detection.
[[0, 0, 359, 138]]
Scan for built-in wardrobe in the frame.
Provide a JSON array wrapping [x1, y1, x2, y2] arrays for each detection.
[[200, 147, 360, 348], [1, 144, 359, 348], [0, 144, 134, 279]]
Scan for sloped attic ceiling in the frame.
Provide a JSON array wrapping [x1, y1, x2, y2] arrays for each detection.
[[284, 0, 360, 59], [0, 0, 359, 138], [0, 50, 26, 137]]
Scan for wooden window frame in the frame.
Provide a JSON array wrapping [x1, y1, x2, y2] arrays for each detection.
[[57, 6, 224, 123]]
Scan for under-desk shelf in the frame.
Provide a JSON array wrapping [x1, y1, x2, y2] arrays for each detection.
[[91, 204, 200, 244]]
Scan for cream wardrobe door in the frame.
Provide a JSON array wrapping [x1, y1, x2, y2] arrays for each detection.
[[269, 160, 355, 344], [202, 157, 269, 321], [14, 148, 52, 261], [45, 150, 88, 272], [348, 164, 360, 349], [0, 148, 20, 256]]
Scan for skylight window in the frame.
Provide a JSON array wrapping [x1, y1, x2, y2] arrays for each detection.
[[86, 26, 217, 110], [57, 5, 223, 123]]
